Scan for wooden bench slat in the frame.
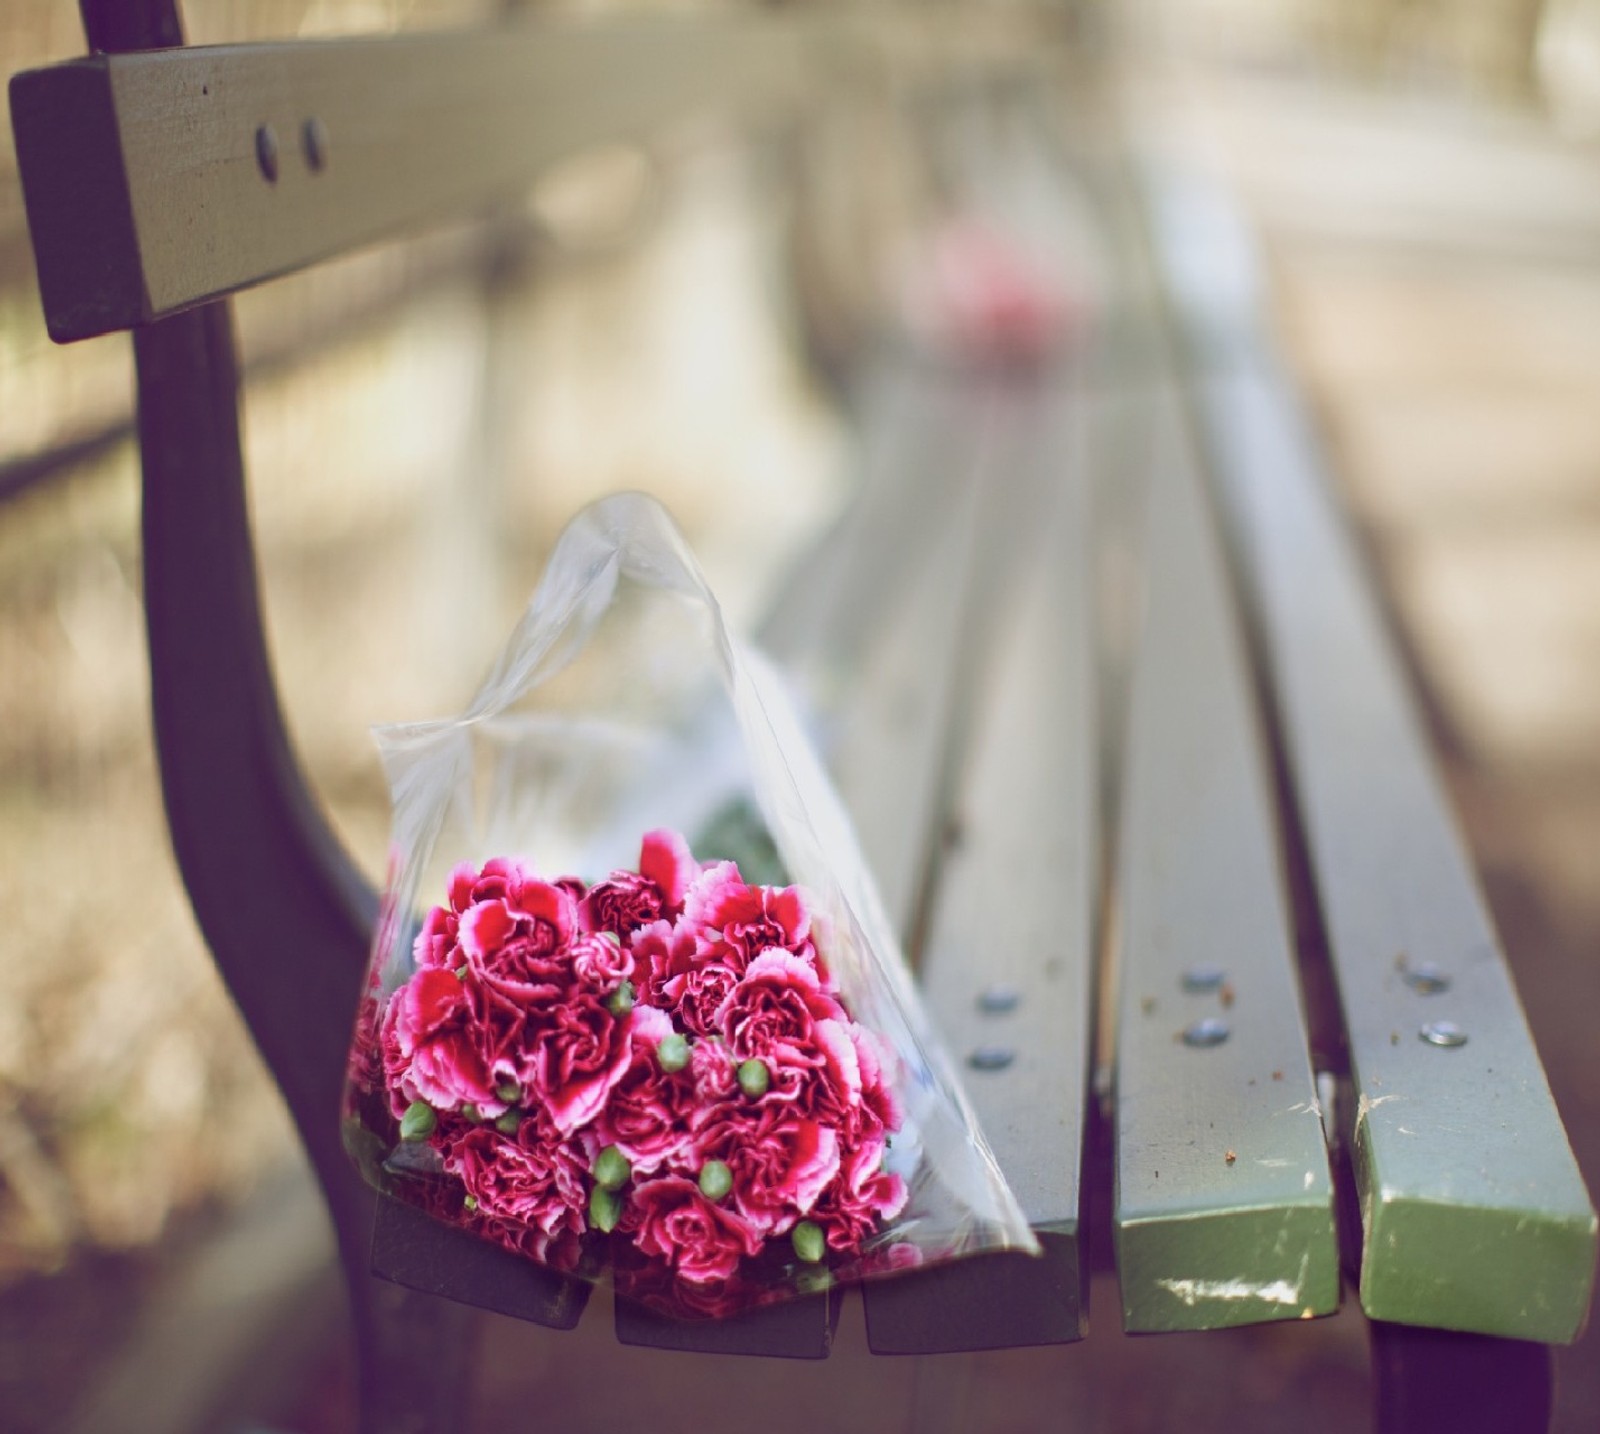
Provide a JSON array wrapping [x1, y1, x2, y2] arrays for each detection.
[[1148, 169, 1598, 1344], [606, 364, 1005, 1356], [371, 1194, 590, 1330], [1112, 391, 1340, 1333], [862, 371, 1095, 1353], [1205, 364, 1598, 1344], [614, 1282, 844, 1361], [8, 15, 812, 342], [767, 365, 1014, 938]]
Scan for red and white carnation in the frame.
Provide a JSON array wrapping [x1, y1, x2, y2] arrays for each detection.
[[371, 828, 908, 1299]]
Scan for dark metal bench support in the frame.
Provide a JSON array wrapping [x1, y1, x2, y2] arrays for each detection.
[[1370, 1322, 1553, 1434], [79, 2, 494, 1428]]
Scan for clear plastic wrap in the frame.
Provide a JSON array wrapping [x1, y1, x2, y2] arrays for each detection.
[[342, 493, 1035, 1318]]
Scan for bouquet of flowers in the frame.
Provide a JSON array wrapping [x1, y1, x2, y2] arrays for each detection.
[[344, 495, 1032, 1318]]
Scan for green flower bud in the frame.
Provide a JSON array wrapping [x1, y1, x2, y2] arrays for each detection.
[[795, 1267, 832, 1296], [606, 980, 636, 1018], [462, 1194, 479, 1213], [593, 1145, 631, 1192], [599, 930, 623, 948], [454, 965, 469, 980], [461, 1104, 482, 1124], [589, 1185, 621, 1234], [495, 1110, 521, 1136], [494, 1081, 521, 1104], [399, 1100, 436, 1142], [791, 1221, 825, 1265], [656, 1033, 690, 1073], [737, 1058, 770, 1099], [698, 1160, 733, 1201]]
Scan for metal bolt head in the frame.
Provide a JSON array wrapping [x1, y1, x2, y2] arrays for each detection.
[[976, 983, 1020, 1015], [1182, 1018, 1231, 1049], [1419, 1020, 1468, 1049], [968, 1045, 1016, 1072], [255, 124, 279, 183], [1181, 965, 1227, 994], [1402, 962, 1451, 995], [301, 116, 329, 172]]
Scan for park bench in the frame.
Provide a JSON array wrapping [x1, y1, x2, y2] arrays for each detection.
[[9, 2, 1595, 1431]]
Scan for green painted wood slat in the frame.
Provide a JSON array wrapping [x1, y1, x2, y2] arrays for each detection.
[[610, 363, 1016, 1356], [1148, 168, 1598, 1344], [1112, 389, 1341, 1333], [862, 368, 1096, 1352], [9, 15, 815, 341]]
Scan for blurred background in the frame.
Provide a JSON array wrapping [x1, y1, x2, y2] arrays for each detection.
[[2, 1, 1598, 1430]]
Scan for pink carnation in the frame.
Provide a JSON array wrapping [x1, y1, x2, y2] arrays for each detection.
[[459, 878, 578, 994], [851, 1021, 904, 1135], [716, 949, 847, 1072], [638, 828, 697, 915], [524, 992, 636, 1135], [684, 868, 816, 975], [630, 919, 694, 1010], [582, 829, 700, 937], [688, 1034, 739, 1102], [438, 1117, 588, 1239], [592, 1007, 697, 1174], [367, 833, 908, 1309], [582, 872, 667, 940], [448, 856, 529, 913], [660, 961, 742, 1039], [625, 1177, 763, 1284], [382, 967, 495, 1115], [694, 1105, 841, 1236], [569, 931, 635, 996], [633, 917, 736, 1037], [810, 1134, 908, 1253], [467, 979, 539, 1116], [411, 903, 460, 972]]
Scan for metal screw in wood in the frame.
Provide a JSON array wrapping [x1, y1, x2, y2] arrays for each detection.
[[255, 123, 279, 182], [301, 116, 329, 172]]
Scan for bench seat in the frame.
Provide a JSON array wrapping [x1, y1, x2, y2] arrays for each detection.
[[1150, 169, 1598, 1344]]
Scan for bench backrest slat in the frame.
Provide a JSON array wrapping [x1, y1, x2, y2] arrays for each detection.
[[1113, 387, 1340, 1334], [8, 15, 811, 342], [1150, 169, 1598, 1345]]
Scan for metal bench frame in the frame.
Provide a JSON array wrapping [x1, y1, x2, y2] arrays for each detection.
[[9, 2, 1594, 1430]]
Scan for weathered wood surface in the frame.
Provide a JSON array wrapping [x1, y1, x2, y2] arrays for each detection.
[[862, 367, 1096, 1352], [9, 15, 813, 340], [1148, 166, 1597, 1345], [1111, 385, 1340, 1333], [614, 358, 1085, 1357]]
